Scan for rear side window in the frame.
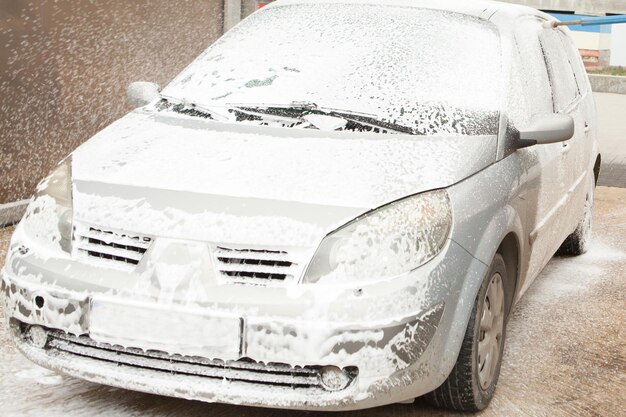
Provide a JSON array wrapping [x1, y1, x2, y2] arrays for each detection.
[[539, 28, 579, 112]]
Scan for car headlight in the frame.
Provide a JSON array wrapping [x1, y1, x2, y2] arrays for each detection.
[[34, 157, 73, 251], [302, 190, 452, 284]]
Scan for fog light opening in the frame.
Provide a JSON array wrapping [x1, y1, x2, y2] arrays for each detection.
[[34, 295, 45, 309], [26, 325, 49, 349], [319, 366, 352, 391]]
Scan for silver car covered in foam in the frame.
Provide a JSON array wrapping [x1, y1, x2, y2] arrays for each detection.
[[2, 0, 600, 412]]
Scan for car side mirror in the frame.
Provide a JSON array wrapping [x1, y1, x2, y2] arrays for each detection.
[[127, 81, 161, 108], [517, 114, 575, 147]]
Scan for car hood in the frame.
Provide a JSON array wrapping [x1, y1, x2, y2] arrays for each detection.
[[72, 111, 496, 248]]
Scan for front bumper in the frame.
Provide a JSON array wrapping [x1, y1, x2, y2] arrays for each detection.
[[2, 272, 442, 410], [1, 233, 487, 410]]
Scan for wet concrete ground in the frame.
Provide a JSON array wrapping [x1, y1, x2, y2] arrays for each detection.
[[0, 187, 624, 417]]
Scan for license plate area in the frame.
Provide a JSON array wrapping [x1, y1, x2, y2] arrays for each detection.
[[89, 297, 242, 360]]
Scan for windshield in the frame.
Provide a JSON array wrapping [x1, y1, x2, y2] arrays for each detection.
[[162, 3, 503, 136]]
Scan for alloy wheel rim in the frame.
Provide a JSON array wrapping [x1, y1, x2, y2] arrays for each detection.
[[478, 272, 504, 390]]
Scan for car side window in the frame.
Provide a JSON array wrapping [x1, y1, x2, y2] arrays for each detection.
[[558, 30, 589, 96], [507, 18, 553, 130], [539, 28, 579, 112]]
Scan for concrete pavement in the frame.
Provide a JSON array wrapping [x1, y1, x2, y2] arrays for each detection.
[[1, 186, 624, 417]]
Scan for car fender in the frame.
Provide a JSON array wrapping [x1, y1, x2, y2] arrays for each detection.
[[436, 155, 527, 374], [447, 153, 526, 268]]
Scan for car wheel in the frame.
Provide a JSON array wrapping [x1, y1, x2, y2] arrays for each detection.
[[425, 254, 507, 412], [557, 174, 595, 256]]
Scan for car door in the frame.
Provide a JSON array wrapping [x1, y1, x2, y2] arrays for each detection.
[[528, 24, 589, 283], [539, 26, 589, 241], [557, 29, 596, 217], [509, 18, 575, 286]]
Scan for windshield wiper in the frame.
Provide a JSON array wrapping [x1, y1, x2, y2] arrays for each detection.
[[156, 96, 231, 121], [227, 105, 305, 124], [156, 98, 415, 134], [330, 110, 415, 135], [228, 102, 415, 134]]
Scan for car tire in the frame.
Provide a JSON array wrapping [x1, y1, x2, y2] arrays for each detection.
[[425, 254, 507, 412], [557, 174, 595, 256]]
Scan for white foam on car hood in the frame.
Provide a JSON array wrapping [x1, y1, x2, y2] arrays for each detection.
[[71, 111, 496, 245]]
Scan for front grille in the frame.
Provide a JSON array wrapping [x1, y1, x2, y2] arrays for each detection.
[[74, 226, 151, 269], [42, 330, 355, 391], [213, 246, 301, 284]]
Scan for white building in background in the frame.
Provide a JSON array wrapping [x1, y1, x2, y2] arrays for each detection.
[[610, 21, 626, 66]]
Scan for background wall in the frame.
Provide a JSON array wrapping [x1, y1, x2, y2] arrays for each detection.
[[0, 0, 223, 205], [610, 22, 626, 65]]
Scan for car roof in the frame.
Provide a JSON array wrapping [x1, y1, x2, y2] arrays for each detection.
[[266, 0, 554, 29]]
